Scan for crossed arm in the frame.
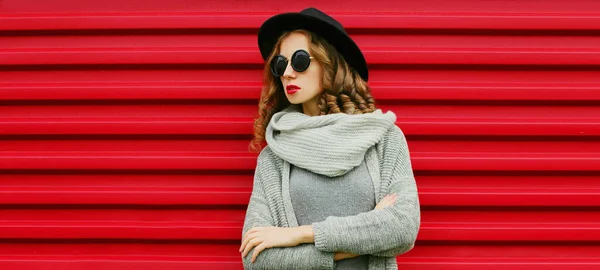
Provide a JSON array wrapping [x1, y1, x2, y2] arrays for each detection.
[[240, 168, 336, 269], [240, 192, 399, 263], [240, 128, 420, 269]]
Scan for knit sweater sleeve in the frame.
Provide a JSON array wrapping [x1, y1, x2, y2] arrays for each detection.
[[241, 149, 336, 270], [311, 125, 420, 257]]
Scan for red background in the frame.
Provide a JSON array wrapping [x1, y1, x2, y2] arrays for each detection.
[[1, 0, 600, 269]]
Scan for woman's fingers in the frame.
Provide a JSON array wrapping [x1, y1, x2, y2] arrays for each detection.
[[388, 193, 398, 205], [242, 238, 261, 258], [241, 238, 255, 258], [386, 193, 397, 203], [239, 228, 259, 252], [251, 243, 268, 263], [239, 236, 247, 252], [375, 193, 397, 210], [376, 195, 392, 209], [239, 233, 251, 252]]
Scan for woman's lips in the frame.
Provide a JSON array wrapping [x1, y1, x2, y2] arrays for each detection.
[[286, 85, 300, 94]]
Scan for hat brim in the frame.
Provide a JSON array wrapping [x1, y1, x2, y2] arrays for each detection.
[[258, 12, 369, 82]]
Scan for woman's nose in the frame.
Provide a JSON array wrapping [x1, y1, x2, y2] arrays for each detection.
[[282, 61, 295, 79]]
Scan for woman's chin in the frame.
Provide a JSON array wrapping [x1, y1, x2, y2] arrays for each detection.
[[287, 98, 304, 105]]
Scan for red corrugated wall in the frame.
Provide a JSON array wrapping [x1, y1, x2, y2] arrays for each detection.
[[1, 0, 600, 269]]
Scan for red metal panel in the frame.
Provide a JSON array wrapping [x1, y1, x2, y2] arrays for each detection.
[[1, 0, 600, 269]]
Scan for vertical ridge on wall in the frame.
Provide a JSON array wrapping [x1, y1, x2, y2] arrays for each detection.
[[2, 0, 600, 269]]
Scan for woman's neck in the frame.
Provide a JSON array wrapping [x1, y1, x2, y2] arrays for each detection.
[[302, 97, 321, 116]]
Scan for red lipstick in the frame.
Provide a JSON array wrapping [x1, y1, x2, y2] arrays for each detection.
[[286, 84, 300, 94]]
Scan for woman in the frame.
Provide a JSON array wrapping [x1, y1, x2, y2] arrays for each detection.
[[240, 7, 420, 269]]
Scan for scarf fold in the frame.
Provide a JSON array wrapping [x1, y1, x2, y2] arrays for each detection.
[[265, 104, 397, 177]]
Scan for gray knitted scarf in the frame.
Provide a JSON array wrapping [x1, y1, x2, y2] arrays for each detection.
[[265, 104, 397, 177]]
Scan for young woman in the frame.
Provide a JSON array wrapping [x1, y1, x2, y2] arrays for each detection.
[[240, 7, 420, 269]]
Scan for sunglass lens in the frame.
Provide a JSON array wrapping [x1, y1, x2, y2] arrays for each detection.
[[292, 50, 311, 72], [270, 56, 287, 77]]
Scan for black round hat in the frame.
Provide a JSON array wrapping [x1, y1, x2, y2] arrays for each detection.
[[258, 7, 369, 82]]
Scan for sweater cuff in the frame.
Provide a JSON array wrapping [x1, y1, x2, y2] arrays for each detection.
[[312, 222, 333, 252]]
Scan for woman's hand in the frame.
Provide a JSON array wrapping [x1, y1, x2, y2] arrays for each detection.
[[240, 196, 397, 263], [240, 226, 306, 263], [375, 193, 397, 210]]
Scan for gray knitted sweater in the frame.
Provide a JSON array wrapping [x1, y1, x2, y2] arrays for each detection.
[[242, 104, 420, 269]]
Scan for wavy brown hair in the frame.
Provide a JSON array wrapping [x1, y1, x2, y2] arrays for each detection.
[[249, 29, 377, 153]]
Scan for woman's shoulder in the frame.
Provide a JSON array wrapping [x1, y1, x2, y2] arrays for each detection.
[[374, 124, 409, 163], [256, 145, 285, 171], [257, 145, 276, 162], [382, 124, 406, 146], [370, 108, 405, 143]]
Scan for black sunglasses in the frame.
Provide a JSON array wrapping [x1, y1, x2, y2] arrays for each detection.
[[270, 49, 314, 77]]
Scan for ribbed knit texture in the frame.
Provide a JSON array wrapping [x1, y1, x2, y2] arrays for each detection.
[[265, 104, 397, 177], [242, 107, 420, 270], [242, 150, 336, 269], [289, 161, 374, 270]]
